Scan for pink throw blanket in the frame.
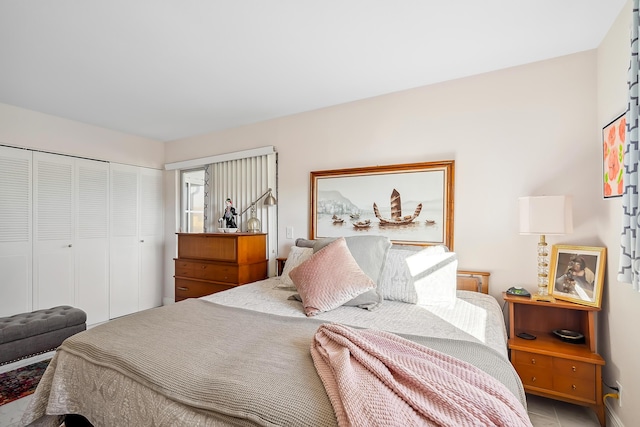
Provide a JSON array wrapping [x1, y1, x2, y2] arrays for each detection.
[[310, 323, 532, 427]]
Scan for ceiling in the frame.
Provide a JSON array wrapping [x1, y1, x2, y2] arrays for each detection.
[[0, 0, 628, 142]]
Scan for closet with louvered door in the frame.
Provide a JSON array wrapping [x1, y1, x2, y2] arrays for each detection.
[[109, 163, 163, 319], [75, 159, 110, 325], [0, 146, 33, 318], [32, 152, 110, 326]]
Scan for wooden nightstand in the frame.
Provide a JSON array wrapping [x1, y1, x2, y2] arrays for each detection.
[[503, 293, 605, 426], [276, 257, 287, 276]]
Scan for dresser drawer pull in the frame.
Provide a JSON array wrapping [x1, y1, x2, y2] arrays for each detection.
[[531, 358, 536, 365], [572, 366, 576, 372], [177, 287, 189, 291], [531, 377, 536, 382], [572, 384, 577, 390]]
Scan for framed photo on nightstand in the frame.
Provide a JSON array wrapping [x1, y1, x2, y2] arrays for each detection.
[[548, 245, 606, 308]]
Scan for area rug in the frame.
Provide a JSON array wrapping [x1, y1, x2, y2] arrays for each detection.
[[0, 360, 50, 406]]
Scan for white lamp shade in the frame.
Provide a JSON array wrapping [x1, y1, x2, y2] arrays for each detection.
[[519, 196, 573, 235]]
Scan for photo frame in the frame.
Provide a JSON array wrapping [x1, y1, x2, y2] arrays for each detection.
[[602, 112, 625, 198], [549, 245, 606, 308], [309, 161, 454, 248]]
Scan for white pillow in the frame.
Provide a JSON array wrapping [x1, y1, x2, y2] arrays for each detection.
[[379, 246, 457, 306], [277, 246, 314, 289], [407, 250, 458, 307]]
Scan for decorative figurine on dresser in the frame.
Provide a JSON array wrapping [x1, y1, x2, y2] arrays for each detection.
[[220, 198, 237, 229], [174, 232, 267, 301]]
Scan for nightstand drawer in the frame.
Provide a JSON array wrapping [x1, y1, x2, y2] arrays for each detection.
[[553, 375, 595, 400], [513, 364, 553, 389], [553, 358, 595, 381], [512, 350, 552, 368]]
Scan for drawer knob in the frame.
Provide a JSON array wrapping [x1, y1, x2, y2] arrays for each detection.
[[572, 366, 577, 372], [572, 384, 577, 390], [531, 377, 536, 382], [177, 287, 188, 291], [531, 359, 536, 365]]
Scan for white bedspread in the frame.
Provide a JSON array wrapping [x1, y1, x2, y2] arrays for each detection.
[[202, 277, 509, 358]]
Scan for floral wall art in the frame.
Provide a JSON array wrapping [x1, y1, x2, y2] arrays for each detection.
[[603, 112, 626, 198]]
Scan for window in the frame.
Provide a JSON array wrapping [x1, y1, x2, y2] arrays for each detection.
[[181, 169, 205, 233]]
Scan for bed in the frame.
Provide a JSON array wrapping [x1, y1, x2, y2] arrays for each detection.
[[23, 237, 530, 427]]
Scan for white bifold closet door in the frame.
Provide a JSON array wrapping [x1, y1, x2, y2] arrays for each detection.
[[138, 167, 164, 311], [110, 163, 163, 319], [32, 152, 110, 325], [0, 146, 33, 318]]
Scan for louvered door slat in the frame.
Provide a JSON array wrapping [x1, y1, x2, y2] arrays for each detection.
[[78, 165, 109, 239], [0, 156, 31, 242], [0, 146, 32, 317]]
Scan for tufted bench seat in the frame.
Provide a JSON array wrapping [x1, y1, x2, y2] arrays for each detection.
[[0, 306, 87, 365]]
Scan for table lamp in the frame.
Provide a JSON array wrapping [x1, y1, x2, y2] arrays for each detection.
[[240, 188, 277, 233], [519, 195, 573, 301]]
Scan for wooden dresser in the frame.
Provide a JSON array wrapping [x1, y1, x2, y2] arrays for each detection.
[[504, 293, 605, 426], [174, 233, 268, 301]]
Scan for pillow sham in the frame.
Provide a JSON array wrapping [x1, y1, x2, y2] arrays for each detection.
[[294, 238, 315, 248], [311, 235, 392, 285], [378, 246, 457, 306], [408, 250, 458, 306], [289, 237, 376, 316], [276, 246, 314, 290]]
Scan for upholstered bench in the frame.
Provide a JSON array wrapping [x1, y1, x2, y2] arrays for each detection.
[[0, 306, 87, 365]]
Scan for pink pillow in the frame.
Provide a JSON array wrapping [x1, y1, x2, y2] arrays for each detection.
[[289, 237, 375, 316]]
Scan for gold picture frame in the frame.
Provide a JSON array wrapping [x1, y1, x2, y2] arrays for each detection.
[[549, 245, 606, 308], [309, 161, 454, 248]]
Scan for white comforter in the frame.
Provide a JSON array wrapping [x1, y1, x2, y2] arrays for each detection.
[[203, 277, 509, 358]]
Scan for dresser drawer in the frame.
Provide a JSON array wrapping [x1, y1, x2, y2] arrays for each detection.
[[175, 278, 234, 301], [175, 260, 195, 276], [175, 260, 239, 283], [512, 350, 552, 368], [196, 263, 239, 283]]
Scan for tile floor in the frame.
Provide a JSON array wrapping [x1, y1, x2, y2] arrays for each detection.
[[526, 393, 602, 427], [0, 392, 602, 427], [0, 394, 33, 427]]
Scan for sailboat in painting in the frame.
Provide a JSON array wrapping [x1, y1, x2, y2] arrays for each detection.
[[373, 189, 422, 225]]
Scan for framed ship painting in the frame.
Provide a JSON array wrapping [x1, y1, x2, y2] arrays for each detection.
[[309, 161, 454, 248]]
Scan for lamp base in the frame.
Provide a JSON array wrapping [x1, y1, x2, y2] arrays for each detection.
[[532, 293, 556, 302]]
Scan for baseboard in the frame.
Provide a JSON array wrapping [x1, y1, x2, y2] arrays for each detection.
[[163, 297, 175, 306], [0, 351, 54, 374], [606, 399, 625, 427]]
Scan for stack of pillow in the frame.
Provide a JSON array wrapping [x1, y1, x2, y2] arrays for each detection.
[[278, 235, 458, 317]]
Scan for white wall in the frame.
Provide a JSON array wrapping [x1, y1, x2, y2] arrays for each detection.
[[597, 2, 640, 426], [166, 50, 600, 297], [0, 102, 165, 169]]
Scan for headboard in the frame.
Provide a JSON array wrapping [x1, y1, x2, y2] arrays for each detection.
[[456, 270, 490, 294]]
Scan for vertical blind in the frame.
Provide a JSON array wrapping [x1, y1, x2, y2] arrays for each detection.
[[203, 152, 278, 272]]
